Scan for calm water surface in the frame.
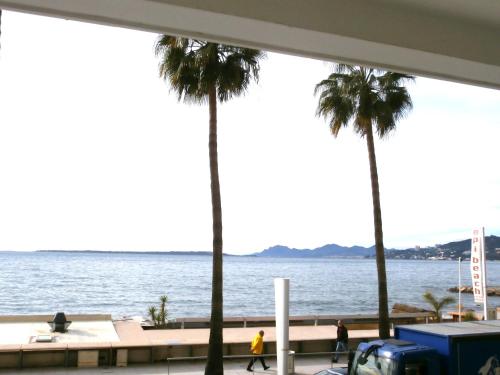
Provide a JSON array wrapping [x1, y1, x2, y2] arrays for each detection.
[[0, 252, 498, 318]]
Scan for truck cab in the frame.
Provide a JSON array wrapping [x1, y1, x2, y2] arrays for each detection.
[[348, 339, 440, 375], [334, 320, 500, 375]]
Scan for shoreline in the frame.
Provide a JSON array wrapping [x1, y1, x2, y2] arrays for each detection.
[[2, 250, 500, 262], [448, 286, 500, 296]]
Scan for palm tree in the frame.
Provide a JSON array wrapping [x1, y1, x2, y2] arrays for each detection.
[[155, 36, 264, 375], [315, 64, 414, 339], [159, 295, 168, 328], [148, 305, 158, 326], [423, 291, 456, 322]]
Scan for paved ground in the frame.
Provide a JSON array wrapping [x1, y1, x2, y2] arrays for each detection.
[[0, 321, 120, 345], [0, 355, 346, 374], [116, 320, 382, 346], [0, 317, 381, 347]]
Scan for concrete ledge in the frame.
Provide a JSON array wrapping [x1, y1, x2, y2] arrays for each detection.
[[23, 351, 66, 368], [67, 342, 111, 350], [0, 346, 22, 369], [0, 314, 112, 323], [0, 344, 22, 352], [77, 350, 99, 368], [0, 352, 19, 369], [112, 341, 151, 348], [19, 343, 68, 368], [116, 348, 127, 367], [127, 347, 153, 364]]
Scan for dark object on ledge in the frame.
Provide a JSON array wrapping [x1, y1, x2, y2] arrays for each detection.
[[47, 312, 72, 333]]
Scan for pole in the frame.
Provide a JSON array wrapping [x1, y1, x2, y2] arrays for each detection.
[[458, 257, 462, 322], [274, 278, 289, 375], [481, 227, 488, 320]]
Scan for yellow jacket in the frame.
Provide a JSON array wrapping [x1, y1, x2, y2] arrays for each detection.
[[250, 333, 264, 354]]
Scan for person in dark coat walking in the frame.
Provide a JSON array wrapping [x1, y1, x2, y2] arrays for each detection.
[[332, 320, 348, 363]]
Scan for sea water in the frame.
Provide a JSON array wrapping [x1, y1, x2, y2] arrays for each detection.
[[0, 251, 498, 319]]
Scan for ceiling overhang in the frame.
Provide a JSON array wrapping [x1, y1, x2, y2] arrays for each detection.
[[0, 0, 499, 89]]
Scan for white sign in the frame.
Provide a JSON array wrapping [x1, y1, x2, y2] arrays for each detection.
[[470, 228, 486, 304]]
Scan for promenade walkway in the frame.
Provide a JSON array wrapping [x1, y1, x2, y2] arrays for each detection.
[[0, 355, 345, 374], [1, 315, 395, 370], [123, 322, 378, 344]]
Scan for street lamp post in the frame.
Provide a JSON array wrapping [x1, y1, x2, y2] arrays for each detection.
[[458, 257, 462, 322]]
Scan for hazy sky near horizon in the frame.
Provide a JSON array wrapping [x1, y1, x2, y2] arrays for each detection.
[[0, 11, 499, 254]]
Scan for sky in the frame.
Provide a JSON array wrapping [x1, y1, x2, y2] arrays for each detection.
[[0, 11, 499, 254]]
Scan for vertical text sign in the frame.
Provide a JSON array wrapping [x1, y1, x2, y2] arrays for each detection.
[[470, 228, 485, 304]]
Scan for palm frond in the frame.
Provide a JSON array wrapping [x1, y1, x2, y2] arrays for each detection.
[[438, 296, 456, 309], [155, 35, 264, 104], [423, 291, 455, 322], [422, 291, 439, 309], [148, 305, 157, 324], [315, 65, 414, 139], [334, 63, 356, 75], [314, 77, 355, 137]]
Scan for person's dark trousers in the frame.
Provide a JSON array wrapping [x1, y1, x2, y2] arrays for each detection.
[[332, 340, 348, 362], [247, 356, 268, 370]]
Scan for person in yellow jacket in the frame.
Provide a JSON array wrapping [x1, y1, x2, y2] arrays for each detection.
[[247, 330, 270, 371]]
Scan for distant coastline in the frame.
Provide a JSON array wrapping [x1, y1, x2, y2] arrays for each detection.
[[6, 234, 500, 261], [253, 235, 500, 261], [36, 250, 237, 256]]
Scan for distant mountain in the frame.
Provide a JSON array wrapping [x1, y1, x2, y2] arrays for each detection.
[[253, 235, 500, 260], [390, 235, 500, 260], [436, 235, 500, 254], [256, 245, 314, 257], [255, 244, 376, 258], [314, 243, 376, 257], [34, 235, 500, 260]]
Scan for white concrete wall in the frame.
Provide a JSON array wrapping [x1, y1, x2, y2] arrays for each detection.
[[0, 0, 498, 89]]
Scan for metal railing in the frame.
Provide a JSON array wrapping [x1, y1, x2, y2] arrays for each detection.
[[164, 350, 350, 374], [158, 313, 433, 330]]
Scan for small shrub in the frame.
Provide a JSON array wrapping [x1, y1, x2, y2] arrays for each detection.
[[463, 311, 477, 321], [148, 295, 169, 328], [422, 291, 456, 322]]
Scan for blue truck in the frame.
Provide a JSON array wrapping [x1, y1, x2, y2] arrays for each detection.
[[322, 320, 500, 375]]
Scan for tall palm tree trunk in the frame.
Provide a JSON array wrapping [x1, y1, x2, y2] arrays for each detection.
[[205, 84, 224, 375], [365, 123, 390, 339]]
